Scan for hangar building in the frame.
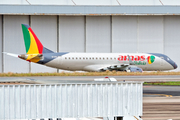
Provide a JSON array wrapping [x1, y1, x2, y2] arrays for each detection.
[[0, 0, 180, 73]]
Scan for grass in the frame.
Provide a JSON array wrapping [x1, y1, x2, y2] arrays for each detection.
[[144, 81, 180, 86], [0, 71, 180, 77]]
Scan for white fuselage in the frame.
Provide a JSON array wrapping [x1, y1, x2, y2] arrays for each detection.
[[45, 53, 174, 71]]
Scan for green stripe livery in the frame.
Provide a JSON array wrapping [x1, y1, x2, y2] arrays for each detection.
[[21, 24, 31, 53]]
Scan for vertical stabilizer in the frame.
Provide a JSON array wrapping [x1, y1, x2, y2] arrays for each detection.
[[21, 24, 53, 54]]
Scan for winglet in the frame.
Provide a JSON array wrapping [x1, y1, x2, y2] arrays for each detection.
[[127, 55, 135, 65]]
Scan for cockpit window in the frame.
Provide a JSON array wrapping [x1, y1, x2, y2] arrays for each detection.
[[160, 56, 164, 59], [167, 57, 170, 61]]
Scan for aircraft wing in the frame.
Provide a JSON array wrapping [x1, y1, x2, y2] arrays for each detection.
[[18, 54, 43, 62], [99, 64, 143, 72], [100, 55, 134, 71], [3, 52, 42, 60], [99, 55, 142, 72], [99, 64, 129, 71]]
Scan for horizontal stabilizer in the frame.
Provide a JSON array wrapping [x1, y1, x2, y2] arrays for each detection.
[[18, 54, 43, 63], [3, 52, 18, 58], [29, 54, 43, 60]]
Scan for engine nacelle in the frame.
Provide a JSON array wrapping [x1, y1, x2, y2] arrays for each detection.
[[127, 66, 143, 72]]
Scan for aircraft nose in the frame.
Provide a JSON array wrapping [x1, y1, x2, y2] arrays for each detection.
[[174, 62, 178, 69]]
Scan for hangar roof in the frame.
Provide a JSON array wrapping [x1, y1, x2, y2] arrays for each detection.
[[1, 0, 180, 5], [0, 5, 180, 15]]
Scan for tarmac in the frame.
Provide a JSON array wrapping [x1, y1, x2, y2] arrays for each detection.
[[142, 96, 180, 120]]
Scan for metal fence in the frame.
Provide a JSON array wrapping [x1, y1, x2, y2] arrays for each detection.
[[0, 81, 143, 119]]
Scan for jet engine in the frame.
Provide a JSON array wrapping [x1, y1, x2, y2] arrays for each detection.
[[127, 66, 143, 72]]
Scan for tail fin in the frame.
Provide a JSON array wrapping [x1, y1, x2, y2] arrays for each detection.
[[21, 24, 53, 54]]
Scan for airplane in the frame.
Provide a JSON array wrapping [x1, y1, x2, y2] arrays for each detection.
[[4, 24, 178, 72]]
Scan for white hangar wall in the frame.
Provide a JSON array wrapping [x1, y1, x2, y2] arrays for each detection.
[[0, 15, 180, 72], [112, 16, 138, 53], [164, 16, 180, 66], [138, 16, 164, 53], [59, 16, 85, 52], [0, 16, 2, 73], [86, 16, 111, 53], [3, 15, 29, 73]]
